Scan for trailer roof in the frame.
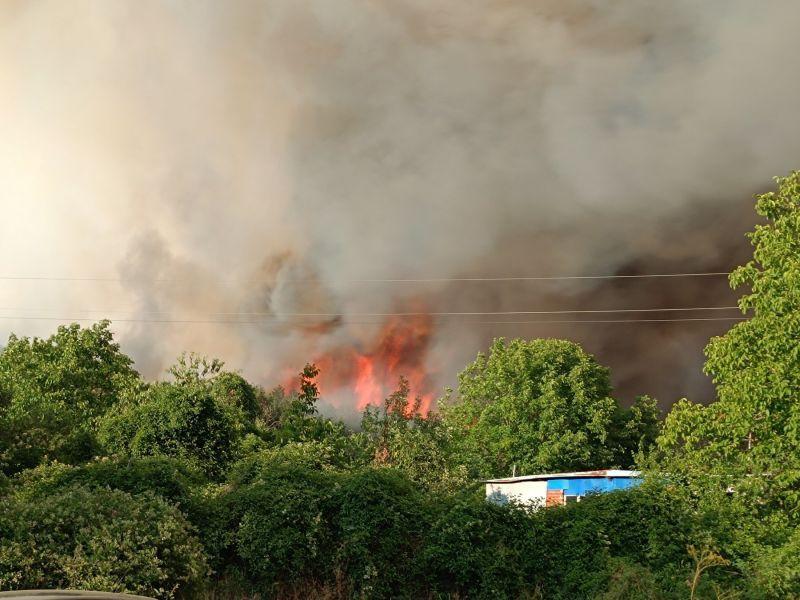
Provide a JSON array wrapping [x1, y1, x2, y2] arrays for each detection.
[[484, 469, 641, 484]]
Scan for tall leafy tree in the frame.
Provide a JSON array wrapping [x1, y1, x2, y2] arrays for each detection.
[[660, 172, 800, 491], [657, 172, 800, 591], [443, 338, 648, 477], [168, 352, 261, 427], [0, 321, 138, 473], [609, 395, 661, 468]]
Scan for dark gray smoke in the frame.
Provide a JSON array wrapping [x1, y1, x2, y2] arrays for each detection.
[[2, 1, 798, 418]]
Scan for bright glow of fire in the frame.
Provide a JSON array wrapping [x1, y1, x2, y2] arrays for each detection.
[[286, 314, 436, 413]]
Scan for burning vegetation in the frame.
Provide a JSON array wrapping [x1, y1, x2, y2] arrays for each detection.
[[285, 314, 436, 413]]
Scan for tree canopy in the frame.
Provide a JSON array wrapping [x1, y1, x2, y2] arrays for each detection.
[[660, 172, 800, 486], [657, 171, 800, 592], [442, 338, 658, 477], [0, 321, 138, 473]]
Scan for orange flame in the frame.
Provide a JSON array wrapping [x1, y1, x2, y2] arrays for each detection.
[[286, 314, 436, 413]]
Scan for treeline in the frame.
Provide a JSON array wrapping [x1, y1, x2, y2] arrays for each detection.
[[0, 172, 799, 598]]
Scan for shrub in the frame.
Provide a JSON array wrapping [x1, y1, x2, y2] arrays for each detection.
[[328, 468, 427, 598], [600, 559, 664, 600], [421, 496, 539, 598], [531, 503, 613, 599], [235, 476, 335, 590], [746, 526, 800, 598], [196, 464, 337, 591], [228, 439, 369, 484], [99, 381, 240, 478], [211, 371, 261, 424], [0, 486, 209, 597], [9, 456, 205, 510], [559, 484, 694, 573]]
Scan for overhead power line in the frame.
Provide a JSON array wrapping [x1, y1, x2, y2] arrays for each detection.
[[0, 315, 746, 326], [0, 306, 742, 318], [0, 271, 732, 283]]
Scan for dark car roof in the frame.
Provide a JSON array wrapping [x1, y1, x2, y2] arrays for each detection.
[[0, 592, 153, 600]]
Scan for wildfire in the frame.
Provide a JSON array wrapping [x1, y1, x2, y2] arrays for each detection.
[[285, 314, 436, 413]]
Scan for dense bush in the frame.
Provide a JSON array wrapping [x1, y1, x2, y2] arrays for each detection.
[[421, 496, 540, 598], [747, 526, 800, 597], [229, 439, 370, 484], [0, 486, 208, 598], [196, 465, 337, 588], [99, 381, 241, 478], [600, 559, 664, 600], [0, 321, 138, 473], [234, 473, 336, 590], [8, 456, 205, 510], [211, 371, 261, 424]]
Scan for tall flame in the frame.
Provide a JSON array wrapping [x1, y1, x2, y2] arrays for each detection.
[[286, 314, 436, 413]]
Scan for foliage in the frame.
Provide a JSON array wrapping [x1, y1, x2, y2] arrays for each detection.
[[7, 456, 204, 510], [170, 352, 261, 427], [0, 486, 208, 598], [687, 545, 731, 600], [420, 496, 540, 598], [361, 377, 468, 492], [296, 363, 321, 417], [0, 321, 138, 473], [610, 395, 662, 468], [442, 338, 649, 478], [98, 380, 240, 478], [600, 559, 664, 600], [256, 365, 351, 447], [229, 436, 370, 482], [657, 172, 800, 594], [229, 467, 336, 591], [327, 468, 427, 598], [746, 526, 800, 598], [660, 172, 800, 482]]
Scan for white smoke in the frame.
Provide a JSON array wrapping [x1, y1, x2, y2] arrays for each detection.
[[1, 0, 799, 416]]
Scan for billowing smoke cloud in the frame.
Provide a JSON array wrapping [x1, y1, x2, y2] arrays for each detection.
[[2, 0, 799, 419]]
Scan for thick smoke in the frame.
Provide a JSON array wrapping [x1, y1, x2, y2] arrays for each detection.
[[2, 1, 799, 419]]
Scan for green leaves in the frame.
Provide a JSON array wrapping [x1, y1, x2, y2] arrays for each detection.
[[0, 486, 208, 597], [442, 338, 653, 477], [98, 380, 241, 479], [661, 172, 800, 484], [0, 321, 139, 473], [653, 171, 800, 596]]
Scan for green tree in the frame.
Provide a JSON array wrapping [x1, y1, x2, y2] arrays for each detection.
[[0, 321, 139, 473], [657, 172, 800, 592], [361, 377, 468, 492], [169, 352, 260, 426], [659, 173, 800, 505], [610, 395, 661, 468], [296, 363, 320, 417], [98, 380, 240, 479], [443, 338, 640, 477], [263, 363, 347, 445]]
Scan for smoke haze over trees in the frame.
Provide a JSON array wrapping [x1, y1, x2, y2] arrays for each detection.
[[3, 1, 800, 418], [2, 172, 800, 597]]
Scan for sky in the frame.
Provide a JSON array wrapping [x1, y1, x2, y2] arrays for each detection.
[[2, 0, 800, 419]]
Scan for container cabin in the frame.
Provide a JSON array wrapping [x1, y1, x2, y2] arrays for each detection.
[[485, 470, 641, 508]]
